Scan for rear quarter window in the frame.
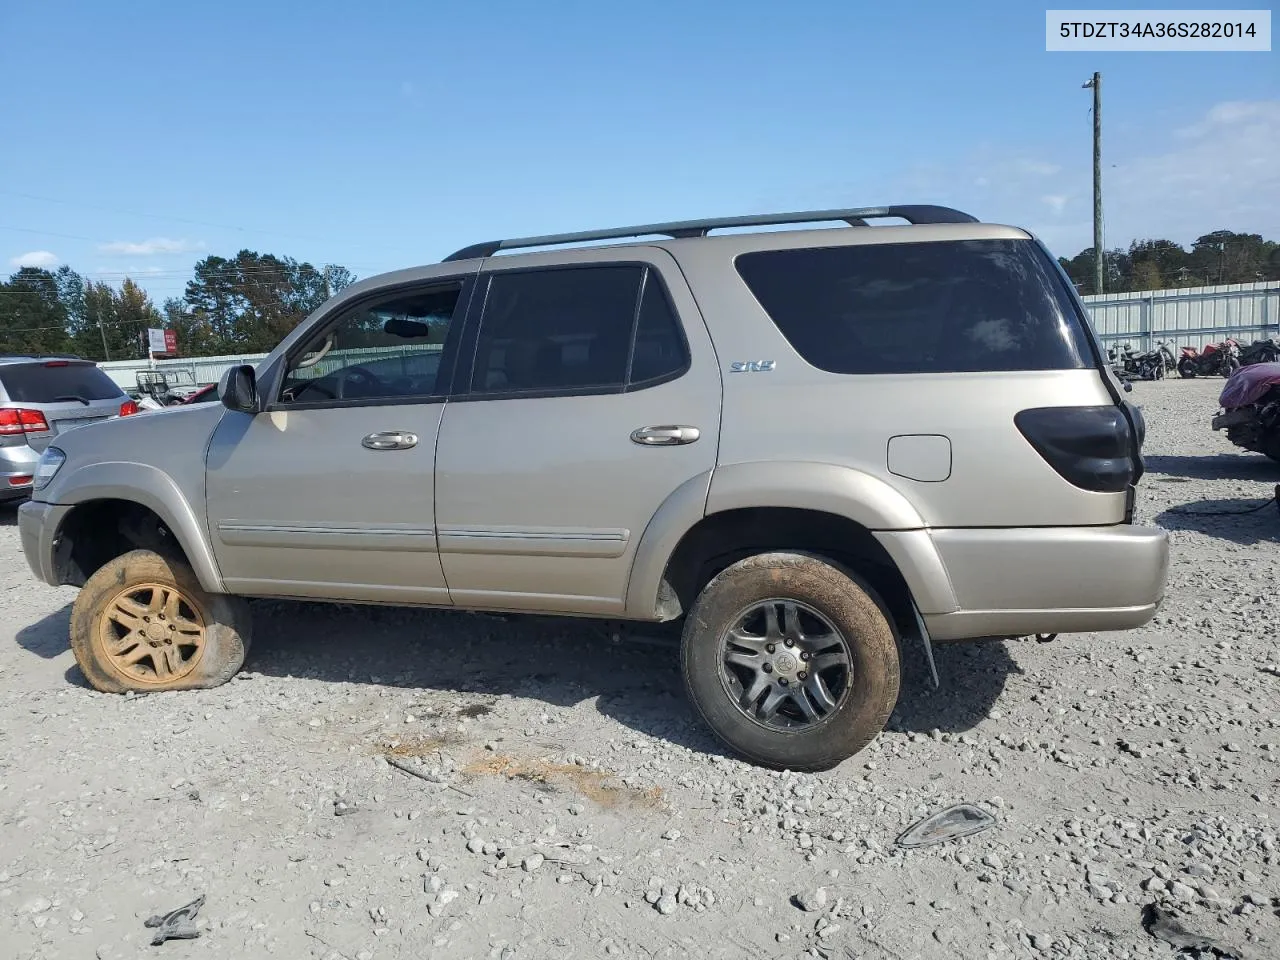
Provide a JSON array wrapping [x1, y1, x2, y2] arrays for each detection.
[[0, 362, 124, 403], [733, 239, 1095, 374]]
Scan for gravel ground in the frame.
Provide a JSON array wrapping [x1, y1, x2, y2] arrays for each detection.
[[1, 377, 1277, 960]]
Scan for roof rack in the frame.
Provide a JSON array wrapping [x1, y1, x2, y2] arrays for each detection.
[[441, 205, 979, 263]]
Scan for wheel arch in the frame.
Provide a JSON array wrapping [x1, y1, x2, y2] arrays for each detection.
[[625, 461, 957, 631], [49, 463, 223, 592]]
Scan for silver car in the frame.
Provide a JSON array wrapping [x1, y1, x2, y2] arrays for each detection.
[[0, 356, 138, 502], [17, 206, 1170, 770]]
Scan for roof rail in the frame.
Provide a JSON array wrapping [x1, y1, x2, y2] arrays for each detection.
[[441, 205, 979, 262]]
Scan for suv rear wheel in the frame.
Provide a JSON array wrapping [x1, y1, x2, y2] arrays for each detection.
[[681, 551, 900, 771], [70, 549, 252, 693]]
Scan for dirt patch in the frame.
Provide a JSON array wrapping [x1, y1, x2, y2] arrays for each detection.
[[378, 731, 465, 757], [462, 754, 666, 812], [457, 703, 492, 719]]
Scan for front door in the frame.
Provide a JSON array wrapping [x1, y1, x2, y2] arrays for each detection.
[[434, 250, 722, 615], [205, 273, 473, 604]]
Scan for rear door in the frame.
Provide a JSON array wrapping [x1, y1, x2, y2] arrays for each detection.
[[0, 360, 129, 452], [433, 249, 722, 615]]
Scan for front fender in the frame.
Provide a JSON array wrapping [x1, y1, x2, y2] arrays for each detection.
[[47, 462, 224, 593]]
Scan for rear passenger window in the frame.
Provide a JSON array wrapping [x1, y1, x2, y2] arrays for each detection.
[[469, 264, 687, 395], [627, 271, 688, 386], [734, 239, 1094, 374]]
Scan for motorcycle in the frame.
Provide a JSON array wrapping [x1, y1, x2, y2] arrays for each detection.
[[1178, 338, 1240, 378], [1211, 361, 1280, 462], [1129, 341, 1176, 381], [1107, 343, 1138, 381], [1109, 340, 1176, 381], [1236, 337, 1280, 368]]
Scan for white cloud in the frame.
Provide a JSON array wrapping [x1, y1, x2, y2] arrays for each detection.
[[98, 237, 204, 256], [1175, 100, 1273, 138], [893, 100, 1280, 256], [1041, 194, 1070, 215], [9, 250, 59, 269]]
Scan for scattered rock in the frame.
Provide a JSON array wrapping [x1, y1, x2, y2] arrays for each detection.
[[794, 887, 828, 912]]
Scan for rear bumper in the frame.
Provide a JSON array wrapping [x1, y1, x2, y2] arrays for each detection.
[[876, 523, 1170, 641], [0, 443, 39, 501], [18, 499, 71, 586]]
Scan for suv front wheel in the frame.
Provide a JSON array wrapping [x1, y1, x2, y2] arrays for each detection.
[[681, 551, 900, 771], [70, 549, 253, 693]]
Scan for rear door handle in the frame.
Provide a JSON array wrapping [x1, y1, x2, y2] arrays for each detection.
[[362, 431, 418, 451], [630, 425, 700, 446]]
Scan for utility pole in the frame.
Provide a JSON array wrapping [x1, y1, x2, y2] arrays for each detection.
[[97, 318, 110, 361], [1083, 72, 1103, 294]]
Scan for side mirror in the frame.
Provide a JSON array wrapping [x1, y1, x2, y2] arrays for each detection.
[[218, 365, 259, 413]]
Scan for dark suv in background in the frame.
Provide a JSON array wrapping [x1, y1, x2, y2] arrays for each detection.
[[0, 356, 138, 502]]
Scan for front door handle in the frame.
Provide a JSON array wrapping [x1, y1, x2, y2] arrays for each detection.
[[630, 425, 700, 446], [362, 431, 419, 451]]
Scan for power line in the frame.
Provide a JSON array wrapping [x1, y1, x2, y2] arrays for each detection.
[[0, 190, 349, 246], [0, 224, 115, 244]]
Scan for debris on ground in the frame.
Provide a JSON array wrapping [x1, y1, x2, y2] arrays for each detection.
[[143, 896, 205, 946], [895, 803, 998, 848], [1140, 903, 1247, 959]]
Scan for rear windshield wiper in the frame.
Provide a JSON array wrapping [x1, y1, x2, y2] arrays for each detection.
[[50, 395, 91, 405]]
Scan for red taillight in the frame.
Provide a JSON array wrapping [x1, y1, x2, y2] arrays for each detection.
[[119, 400, 139, 417], [8, 475, 33, 487], [43, 360, 70, 367], [0, 408, 51, 436]]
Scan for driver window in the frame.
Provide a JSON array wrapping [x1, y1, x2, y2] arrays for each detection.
[[278, 283, 462, 405]]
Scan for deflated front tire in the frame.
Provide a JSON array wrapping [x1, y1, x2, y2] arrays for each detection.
[[69, 549, 253, 693]]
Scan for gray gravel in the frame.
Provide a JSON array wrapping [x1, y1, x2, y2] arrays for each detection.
[[1, 377, 1277, 959]]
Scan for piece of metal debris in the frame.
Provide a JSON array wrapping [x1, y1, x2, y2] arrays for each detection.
[[144, 895, 205, 946], [895, 803, 998, 848], [1141, 903, 1247, 959]]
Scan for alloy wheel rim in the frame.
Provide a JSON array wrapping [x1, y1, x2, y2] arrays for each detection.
[[717, 598, 853, 732], [97, 581, 206, 684]]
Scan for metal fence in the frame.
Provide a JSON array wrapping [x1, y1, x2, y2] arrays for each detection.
[[1082, 281, 1280, 354], [98, 352, 269, 392], [95, 280, 1280, 390]]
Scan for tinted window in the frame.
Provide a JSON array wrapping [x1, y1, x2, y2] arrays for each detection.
[[0, 362, 123, 403], [627, 272, 687, 386], [279, 284, 461, 404], [471, 266, 642, 394], [734, 239, 1094, 374]]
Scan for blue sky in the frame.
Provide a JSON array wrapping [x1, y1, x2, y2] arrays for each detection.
[[1, 0, 1275, 302]]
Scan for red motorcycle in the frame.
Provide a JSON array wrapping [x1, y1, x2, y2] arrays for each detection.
[[1178, 338, 1240, 379]]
